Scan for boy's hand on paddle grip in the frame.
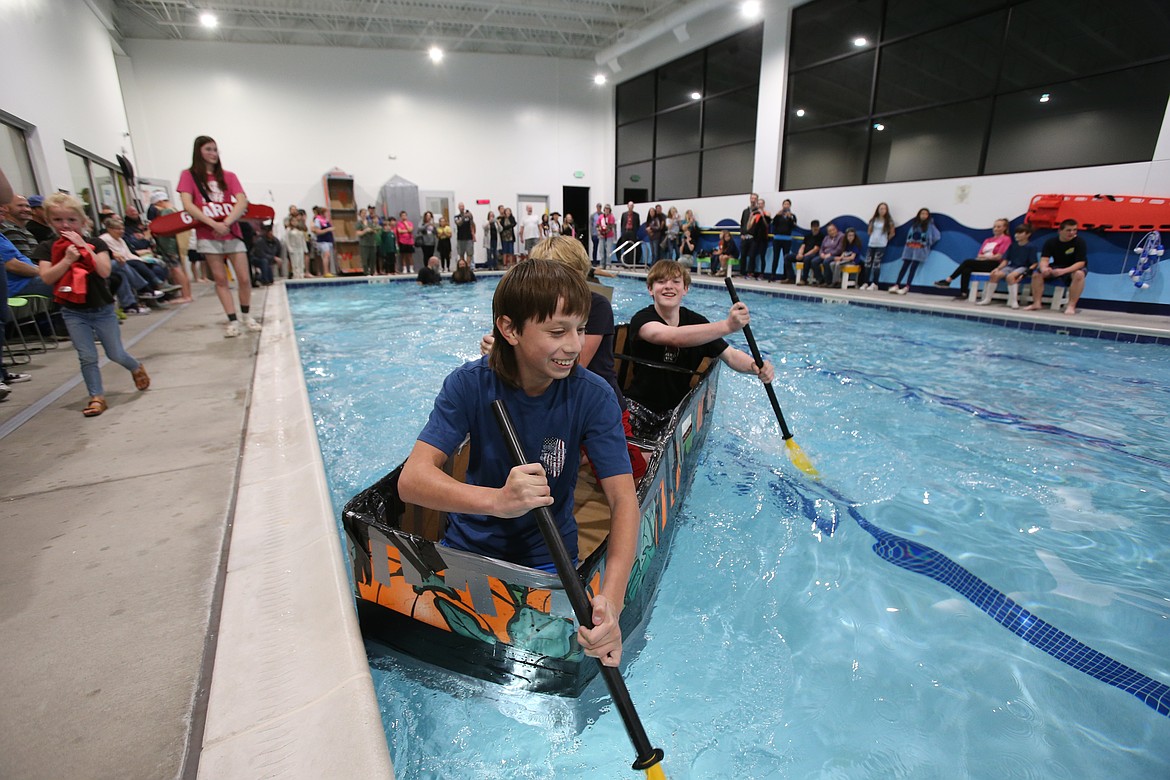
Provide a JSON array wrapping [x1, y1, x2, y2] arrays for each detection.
[[725, 301, 751, 333], [578, 594, 623, 667], [751, 359, 775, 385], [495, 462, 553, 517]]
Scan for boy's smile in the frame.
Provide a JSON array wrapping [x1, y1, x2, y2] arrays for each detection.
[[499, 299, 587, 395], [650, 275, 687, 311]]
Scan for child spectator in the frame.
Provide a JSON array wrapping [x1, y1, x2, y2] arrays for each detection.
[[33, 193, 149, 417], [976, 223, 1038, 308], [862, 202, 895, 289], [889, 208, 940, 294]]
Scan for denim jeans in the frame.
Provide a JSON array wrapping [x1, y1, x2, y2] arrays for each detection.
[[113, 261, 152, 308], [61, 304, 141, 396]]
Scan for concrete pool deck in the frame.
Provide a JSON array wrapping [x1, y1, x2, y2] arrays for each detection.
[[1, 273, 1167, 779]]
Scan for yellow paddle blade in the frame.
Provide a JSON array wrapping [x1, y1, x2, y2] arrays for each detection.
[[643, 763, 668, 780], [786, 438, 819, 477]]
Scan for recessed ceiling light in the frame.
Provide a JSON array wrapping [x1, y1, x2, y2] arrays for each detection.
[[1039, 92, 1051, 103], [690, 91, 702, 100], [200, 11, 218, 28], [428, 46, 444, 63], [594, 73, 607, 86], [853, 37, 868, 47], [873, 122, 886, 131], [741, 1, 761, 19], [796, 108, 806, 117]]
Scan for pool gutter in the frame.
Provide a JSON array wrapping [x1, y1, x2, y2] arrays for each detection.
[[195, 283, 394, 779]]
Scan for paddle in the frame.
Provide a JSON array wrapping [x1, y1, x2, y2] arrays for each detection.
[[491, 400, 667, 780], [724, 277, 819, 477]]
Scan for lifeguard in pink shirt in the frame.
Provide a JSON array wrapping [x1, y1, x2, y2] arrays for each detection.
[[934, 218, 1012, 300], [177, 135, 260, 337], [395, 211, 415, 274]]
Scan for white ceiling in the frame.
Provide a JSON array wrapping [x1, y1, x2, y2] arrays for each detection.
[[108, 0, 704, 61]]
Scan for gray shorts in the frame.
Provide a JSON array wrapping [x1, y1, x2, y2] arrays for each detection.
[[457, 239, 474, 257], [195, 238, 247, 255]]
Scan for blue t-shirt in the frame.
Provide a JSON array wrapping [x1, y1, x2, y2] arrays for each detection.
[[418, 356, 630, 568], [1004, 241, 1038, 270], [0, 234, 37, 295]]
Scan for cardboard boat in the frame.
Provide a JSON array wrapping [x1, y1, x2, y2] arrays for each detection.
[[342, 325, 720, 696]]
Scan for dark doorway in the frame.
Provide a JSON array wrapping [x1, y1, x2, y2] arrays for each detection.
[[621, 187, 649, 205], [562, 186, 590, 251]]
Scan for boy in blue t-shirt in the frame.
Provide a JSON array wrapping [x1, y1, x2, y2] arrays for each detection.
[[399, 259, 639, 667], [976, 222, 1039, 309]]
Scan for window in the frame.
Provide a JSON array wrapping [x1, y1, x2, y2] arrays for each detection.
[[65, 144, 127, 225], [615, 25, 762, 201], [0, 113, 38, 198], [781, 0, 1170, 187]]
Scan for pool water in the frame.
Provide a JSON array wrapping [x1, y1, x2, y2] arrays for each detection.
[[289, 277, 1170, 779]]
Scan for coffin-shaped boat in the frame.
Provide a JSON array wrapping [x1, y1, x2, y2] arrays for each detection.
[[342, 324, 721, 696]]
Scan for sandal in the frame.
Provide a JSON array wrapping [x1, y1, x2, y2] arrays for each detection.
[[83, 397, 108, 417], [132, 364, 150, 391]]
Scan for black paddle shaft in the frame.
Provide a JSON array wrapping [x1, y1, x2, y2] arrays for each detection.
[[491, 400, 664, 773], [724, 277, 794, 441]]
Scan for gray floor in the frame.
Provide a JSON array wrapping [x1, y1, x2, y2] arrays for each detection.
[[1, 276, 1166, 780], [1, 285, 263, 780]]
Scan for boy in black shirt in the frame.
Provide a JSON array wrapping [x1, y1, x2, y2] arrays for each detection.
[[1025, 220, 1087, 315]]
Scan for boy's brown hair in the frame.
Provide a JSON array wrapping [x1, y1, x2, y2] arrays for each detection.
[[645, 259, 691, 290], [490, 259, 591, 388], [1014, 222, 1034, 236]]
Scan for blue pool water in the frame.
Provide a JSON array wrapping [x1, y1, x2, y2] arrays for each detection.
[[289, 277, 1170, 779]]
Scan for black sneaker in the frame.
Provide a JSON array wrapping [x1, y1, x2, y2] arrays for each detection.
[[933, 279, 950, 288]]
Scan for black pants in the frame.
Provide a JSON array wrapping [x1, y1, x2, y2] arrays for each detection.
[[950, 259, 1001, 293]]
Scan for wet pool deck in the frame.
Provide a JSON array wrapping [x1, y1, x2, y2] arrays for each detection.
[[1, 273, 1166, 779]]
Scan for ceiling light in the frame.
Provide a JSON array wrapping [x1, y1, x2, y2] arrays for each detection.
[[200, 11, 218, 28], [428, 46, 444, 63], [853, 37, 868, 47], [593, 73, 607, 86], [795, 108, 806, 117], [690, 91, 702, 100], [1039, 92, 1051, 103], [873, 122, 886, 131], [741, 1, 761, 19]]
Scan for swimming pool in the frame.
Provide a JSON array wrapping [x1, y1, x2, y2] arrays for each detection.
[[289, 277, 1170, 778]]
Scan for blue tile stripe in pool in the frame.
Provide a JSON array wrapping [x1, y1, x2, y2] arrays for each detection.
[[697, 282, 1170, 345], [817, 484, 1170, 718]]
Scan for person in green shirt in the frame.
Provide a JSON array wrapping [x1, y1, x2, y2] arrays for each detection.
[[356, 206, 379, 276]]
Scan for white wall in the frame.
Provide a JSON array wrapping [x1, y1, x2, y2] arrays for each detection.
[[121, 39, 613, 219], [0, 0, 135, 193]]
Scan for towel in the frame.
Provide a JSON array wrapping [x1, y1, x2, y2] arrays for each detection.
[[50, 238, 96, 305]]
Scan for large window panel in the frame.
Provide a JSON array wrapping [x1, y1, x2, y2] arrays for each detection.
[[788, 52, 875, 128], [790, 0, 882, 70], [702, 143, 754, 197], [657, 51, 705, 111], [703, 87, 758, 148], [1000, 0, 1170, 91], [656, 105, 701, 157], [875, 12, 1006, 114], [705, 26, 764, 95], [66, 151, 95, 218], [782, 122, 869, 189], [616, 73, 655, 124], [868, 100, 990, 183], [616, 161, 653, 194], [1, 119, 37, 197], [617, 118, 655, 165], [985, 61, 1170, 174], [654, 153, 700, 200], [885, 0, 1008, 41]]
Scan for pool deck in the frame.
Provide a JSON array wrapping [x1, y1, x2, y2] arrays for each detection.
[[1, 273, 1167, 779]]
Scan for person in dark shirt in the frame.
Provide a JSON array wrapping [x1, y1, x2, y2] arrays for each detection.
[[769, 199, 797, 282], [976, 223, 1038, 308], [782, 220, 822, 283], [417, 255, 442, 285], [1025, 219, 1087, 315], [624, 260, 775, 440]]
